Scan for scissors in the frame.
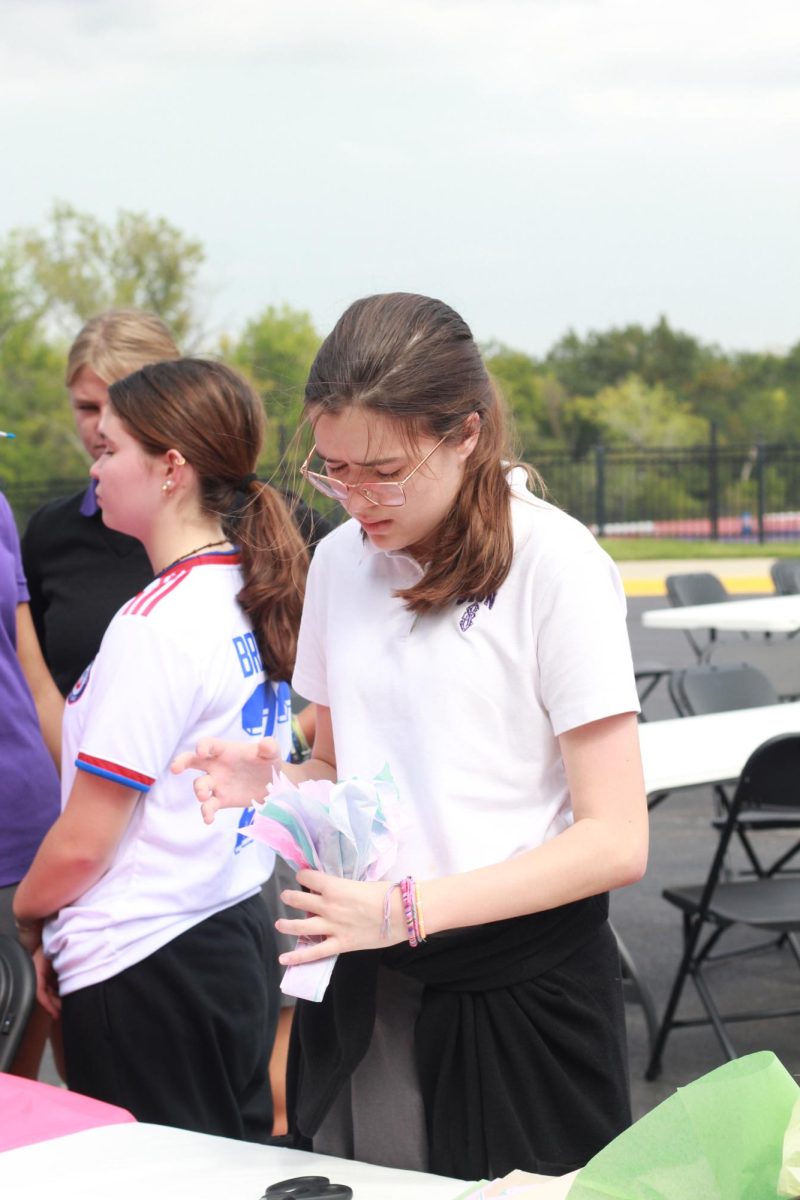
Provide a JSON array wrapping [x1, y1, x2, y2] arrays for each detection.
[[262, 1176, 353, 1199]]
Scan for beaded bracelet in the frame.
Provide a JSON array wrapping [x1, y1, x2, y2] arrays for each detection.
[[400, 876, 418, 947], [401, 875, 427, 947], [380, 877, 427, 946]]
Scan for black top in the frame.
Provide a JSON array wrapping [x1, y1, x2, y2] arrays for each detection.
[[21, 489, 152, 696], [22, 487, 333, 697]]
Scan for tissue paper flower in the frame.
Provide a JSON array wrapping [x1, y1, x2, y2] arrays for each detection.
[[250, 765, 402, 1002]]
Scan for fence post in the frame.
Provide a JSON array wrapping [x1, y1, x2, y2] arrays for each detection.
[[708, 422, 719, 542], [756, 441, 766, 544], [595, 443, 606, 537]]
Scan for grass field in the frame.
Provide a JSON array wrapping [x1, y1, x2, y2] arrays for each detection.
[[598, 538, 800, 561]]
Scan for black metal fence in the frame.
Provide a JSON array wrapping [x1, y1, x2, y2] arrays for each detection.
[[529, 441, 800, 542], [6, 440, 800, 542]]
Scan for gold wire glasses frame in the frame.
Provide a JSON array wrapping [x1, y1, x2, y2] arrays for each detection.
[[300, 436, 447, 508]]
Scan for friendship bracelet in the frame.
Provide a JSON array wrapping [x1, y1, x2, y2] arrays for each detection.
[[400, 876, 418, 947], [399, 875, 428, 947], [414, 881, 427, 942], [382, 877, 427, 946]]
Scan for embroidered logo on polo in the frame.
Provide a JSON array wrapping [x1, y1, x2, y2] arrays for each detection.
[[458, 592, 497, 631]]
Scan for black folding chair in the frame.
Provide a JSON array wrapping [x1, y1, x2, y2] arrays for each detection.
[[771, 559, 800, 595], [645, 733, 800, 1078], [0, 934, 37, 1071], [669, 663, 800, 879], [634, 660, 672, 722], [665, 572, 730, 661], [669, 661, 778, 717]]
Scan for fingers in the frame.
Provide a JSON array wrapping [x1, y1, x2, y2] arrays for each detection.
[[199, 798, 219, 826], [294, 868, 326, 891], [276, 916, 331, 940], [171, 738, 225, 776], [174, 737, 280, 822], [186, 772, 219, 824], [34, 952, 61, 1019], [277, 933, 338, 967], [170, 751, 197, 776], [279, 875, 330, 914], [38, 983, 61, 1020], [256, 737, 282, 763]]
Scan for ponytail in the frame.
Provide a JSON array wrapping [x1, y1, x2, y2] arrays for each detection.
[[109, 358, 309, 681], [228, 483, 308, 682]]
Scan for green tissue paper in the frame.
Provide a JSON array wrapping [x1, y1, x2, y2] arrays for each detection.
[[778, 1097, 800, 1197], [567, 1051, 799, 1200]]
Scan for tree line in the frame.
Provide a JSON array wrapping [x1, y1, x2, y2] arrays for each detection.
[[2, 203, 799, 489]]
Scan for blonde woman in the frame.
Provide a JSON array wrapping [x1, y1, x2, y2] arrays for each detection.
[[22, 309, 180, 695]]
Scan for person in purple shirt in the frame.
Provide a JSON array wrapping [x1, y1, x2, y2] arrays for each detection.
[[0, 489, 62, 1076]]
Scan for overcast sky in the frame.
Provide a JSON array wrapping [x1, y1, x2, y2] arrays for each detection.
[[2, 0, 798, 356]]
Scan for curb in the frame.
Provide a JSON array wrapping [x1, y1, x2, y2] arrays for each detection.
[[624, 575, 772, 598]]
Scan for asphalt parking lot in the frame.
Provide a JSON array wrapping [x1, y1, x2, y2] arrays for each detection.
[[619, 590, 800, 1120]]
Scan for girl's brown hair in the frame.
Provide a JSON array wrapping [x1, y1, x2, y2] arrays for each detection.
[[109, 359, 307, 680], [304, 292, 522, 614], [66, 308, 180, 386]]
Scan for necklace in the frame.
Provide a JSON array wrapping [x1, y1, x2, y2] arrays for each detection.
[[159, 539, 229, 576]]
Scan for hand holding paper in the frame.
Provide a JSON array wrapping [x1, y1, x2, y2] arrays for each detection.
[[251, 766, 402, 1001]]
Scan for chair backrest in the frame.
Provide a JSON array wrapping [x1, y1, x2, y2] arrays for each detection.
[[0, 935, 36, 1071], [733, 733, 800, 817], [666, 572, 729, 608], [669, 662, 780, 717], [688, 733, 800, 959], [771, 559, 800, 595]]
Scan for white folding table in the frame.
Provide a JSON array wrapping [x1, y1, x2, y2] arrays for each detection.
[[638, 700, 800, 800], [0, 1121, 577, 1200], [641, 594, 800, 637]]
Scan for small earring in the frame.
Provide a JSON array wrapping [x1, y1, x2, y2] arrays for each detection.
[[162, 480, 173, 493]]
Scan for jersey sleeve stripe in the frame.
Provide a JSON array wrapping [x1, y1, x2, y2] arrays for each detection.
[[76, 753, 155, 791]]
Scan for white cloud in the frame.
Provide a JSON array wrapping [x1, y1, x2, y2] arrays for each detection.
[[1, 0, 798, 353]]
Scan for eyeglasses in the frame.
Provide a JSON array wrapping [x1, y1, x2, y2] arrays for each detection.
[[300, 436, 446, 508]]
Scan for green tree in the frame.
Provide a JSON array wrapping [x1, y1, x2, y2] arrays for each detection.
[[545, 317, 713, 400], [593, 375, 708, 448], [226, 304, 321, 463], [484, 343, 552, 452], [9, 202, 206, 344], [0, 336, 84, 487]]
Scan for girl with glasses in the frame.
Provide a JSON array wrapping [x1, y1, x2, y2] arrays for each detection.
[[14, 360, 307, 1140], [175, 294, 648, 1180]]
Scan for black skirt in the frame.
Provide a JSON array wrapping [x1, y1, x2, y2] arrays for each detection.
[[287, 894, 631, 1180]]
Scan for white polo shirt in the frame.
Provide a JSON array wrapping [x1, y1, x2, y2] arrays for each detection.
[[292, 478, 639, 881], [45, 551, 290, 995]]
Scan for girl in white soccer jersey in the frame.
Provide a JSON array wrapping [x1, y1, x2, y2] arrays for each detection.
[[15, 359, 307, 1140], [175, 294, 649, 1178]]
